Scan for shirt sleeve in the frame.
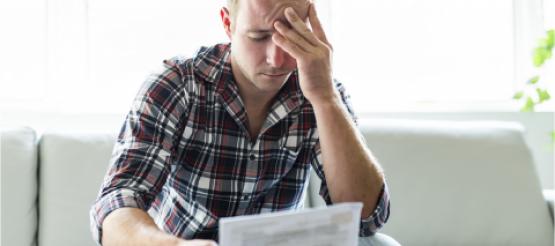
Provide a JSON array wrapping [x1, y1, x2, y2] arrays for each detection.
[[89, 59, 191, 245], [308, 80, 391, 237]]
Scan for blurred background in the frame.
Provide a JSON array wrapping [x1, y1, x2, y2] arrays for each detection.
[[0, 0, 553, 186], [1, 1, 554, 245]]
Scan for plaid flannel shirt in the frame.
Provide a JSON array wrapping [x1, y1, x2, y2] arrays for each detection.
[[90, 43, 390, 244]]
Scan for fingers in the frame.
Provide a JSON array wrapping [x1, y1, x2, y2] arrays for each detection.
[[283, 7, 320, 46], [272, 4, 333, 60], [272, 31, 306, 59], [274, 21, 313, 52], [307, 3, 330, 46]]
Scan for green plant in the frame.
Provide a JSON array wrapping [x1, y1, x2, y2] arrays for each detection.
[[513, 29, 554, 112]]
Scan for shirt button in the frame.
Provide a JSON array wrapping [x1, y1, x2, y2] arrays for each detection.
[[249, 154, 256, 161]]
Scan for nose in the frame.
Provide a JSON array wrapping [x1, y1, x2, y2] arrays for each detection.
[[266, 42, 287, 68]]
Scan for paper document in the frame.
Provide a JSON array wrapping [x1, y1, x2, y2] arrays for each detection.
[[219, 202, 362, 246]]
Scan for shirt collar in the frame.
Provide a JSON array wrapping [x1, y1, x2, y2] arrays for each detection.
[[191, 43, 232, 84], [192, 43, 306, 136]]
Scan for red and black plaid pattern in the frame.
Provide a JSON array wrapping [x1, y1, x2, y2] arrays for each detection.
[[90, 43, 390, 244]]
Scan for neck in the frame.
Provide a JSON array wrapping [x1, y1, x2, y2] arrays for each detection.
[[230, 60, 277, 112]]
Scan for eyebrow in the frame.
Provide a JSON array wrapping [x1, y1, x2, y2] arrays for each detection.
[[246, 17, 295, 34]]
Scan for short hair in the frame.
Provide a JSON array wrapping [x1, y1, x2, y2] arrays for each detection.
[[227, 0, 313, 20], [227, 0, 239, 19]]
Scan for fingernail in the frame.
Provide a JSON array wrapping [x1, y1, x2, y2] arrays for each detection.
[[286, 7, 295, 17]]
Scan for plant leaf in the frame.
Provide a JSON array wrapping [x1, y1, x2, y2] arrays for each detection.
[[521, 97, 535, 112], [527, 76, 540, 85], [513, 91, 524, 99], [546, 29, 554, 49], [536, 88, 551, 103], [534, 47, 547, 67]]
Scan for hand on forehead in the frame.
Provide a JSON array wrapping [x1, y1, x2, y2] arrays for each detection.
[[241, 0, 311, 29]]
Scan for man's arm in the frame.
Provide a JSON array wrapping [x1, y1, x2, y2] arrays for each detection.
[[102, 208, 216, 246], [271, 4, 387, 218], [89, 60, 218, 245], [311, 96, 384, 218]]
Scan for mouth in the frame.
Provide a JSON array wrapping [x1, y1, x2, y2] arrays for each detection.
[[262, 72, 289, 77]]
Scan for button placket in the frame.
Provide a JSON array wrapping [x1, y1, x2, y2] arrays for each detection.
[[243, 141, 259, 203]]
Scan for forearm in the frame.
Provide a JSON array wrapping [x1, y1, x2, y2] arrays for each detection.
[[102, 207, 181, 246], [312, 96, 384, 218]]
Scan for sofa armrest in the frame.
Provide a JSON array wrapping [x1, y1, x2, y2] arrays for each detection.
[[543, 189, 554, 223], [1, 127, 38, 246]]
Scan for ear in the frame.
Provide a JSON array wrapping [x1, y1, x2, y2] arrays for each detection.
[[220, 7, 233, 39]]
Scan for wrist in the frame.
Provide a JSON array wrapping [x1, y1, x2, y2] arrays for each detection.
[[309, 93, 342, 110]]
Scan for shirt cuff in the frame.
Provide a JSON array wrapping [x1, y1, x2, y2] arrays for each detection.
[[359, 182, 391, 237], [89, 188, 150, 245]]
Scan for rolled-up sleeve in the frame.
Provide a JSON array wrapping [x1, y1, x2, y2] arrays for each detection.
[[308, 80, 391, 236], [89, 60, 190, 245], [359, 183, 390, 236], [309, 141, 391, 236]]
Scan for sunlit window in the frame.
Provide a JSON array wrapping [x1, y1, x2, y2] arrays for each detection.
[[331, 0, 515, 112], [0, 0, 550, 114]]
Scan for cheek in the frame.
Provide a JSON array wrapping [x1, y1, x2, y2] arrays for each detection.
[[284, 56, 297, 70], [248, 43, 269, 65], [234, 40, 257, 64]]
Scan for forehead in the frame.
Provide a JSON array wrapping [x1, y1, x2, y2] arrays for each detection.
[[237, 0, 310, 30]]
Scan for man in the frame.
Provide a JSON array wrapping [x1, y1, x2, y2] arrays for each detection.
[[90, 0, 390, 245]]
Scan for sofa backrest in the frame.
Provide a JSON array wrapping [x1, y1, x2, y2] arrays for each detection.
[[357, 119, 553, 246], [1, 127, 38, 246], [4, 119, 553, 246], [38, 132, 115, 246]]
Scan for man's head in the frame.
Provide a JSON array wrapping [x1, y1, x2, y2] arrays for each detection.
[[221, 0, 311, 94]]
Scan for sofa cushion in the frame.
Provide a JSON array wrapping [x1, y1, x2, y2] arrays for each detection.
[[350, 119, 553, 245], [1, 127, 38, 246], [38, 132, 116, 246]]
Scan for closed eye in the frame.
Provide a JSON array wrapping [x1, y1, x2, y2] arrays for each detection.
[[249, 35, 270, 42]]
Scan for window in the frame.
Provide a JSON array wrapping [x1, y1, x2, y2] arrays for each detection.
[[330, 0, 539, 112], [0, 0, 228, 114], [0, 0, 47, 104], [0, 0, 550, 114]]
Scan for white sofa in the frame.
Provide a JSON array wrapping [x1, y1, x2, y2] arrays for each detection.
[[1, 119, 553, 246]]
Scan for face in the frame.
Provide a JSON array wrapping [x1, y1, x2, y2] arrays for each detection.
[[222, 0, 310, 94]]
